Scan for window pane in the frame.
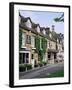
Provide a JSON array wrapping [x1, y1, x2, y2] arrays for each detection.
[[26, 35, 31, 44], [54, 53, 56, 59], [26, 53, 29, 63], [23, 53, 25, 63], [31, 36, 35, 47], [19, 53, 23, 64], [48, 52, 51, 59]]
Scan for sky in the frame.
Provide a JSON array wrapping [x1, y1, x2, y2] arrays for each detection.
[[19, 10, 64, 34]]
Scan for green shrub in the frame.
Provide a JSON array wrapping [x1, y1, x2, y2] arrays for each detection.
[[38, 62, 43, 67], [34, 64, 39, 68], [26, 64, 32, 70], [19, 64, 26, 72], [19, 64, 32, 72], [42, 61, 47, 65]]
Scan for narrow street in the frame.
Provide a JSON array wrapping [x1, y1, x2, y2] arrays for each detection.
[[19, 62, 64, 79]]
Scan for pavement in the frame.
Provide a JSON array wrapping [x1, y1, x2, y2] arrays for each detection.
[[19, 62, 64, 79]]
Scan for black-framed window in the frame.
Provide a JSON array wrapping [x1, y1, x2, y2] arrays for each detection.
[[54, 53, 56, 59], [48, 52, 51, 59], [19, 53, 29, 64], [19, 53, 23, 64]]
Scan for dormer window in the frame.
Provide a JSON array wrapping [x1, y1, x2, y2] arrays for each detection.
[[36, 26, 40, 33], [43, 29, 46, 35], [26, 19, 31, 28]]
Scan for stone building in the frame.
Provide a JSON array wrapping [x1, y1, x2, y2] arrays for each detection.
[[19, 13, 64, 67]]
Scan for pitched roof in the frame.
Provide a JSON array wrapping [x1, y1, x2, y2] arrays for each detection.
[[19, 13, 57, 42], [57, 33, 64, 40], [19, 13, 32, 23], [31, 23, 40, 29], [19, 23, 38, 34]]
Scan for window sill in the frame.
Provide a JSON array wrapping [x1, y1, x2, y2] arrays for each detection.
[[21, 46, 27, 48], [32, 47, 36, 50]]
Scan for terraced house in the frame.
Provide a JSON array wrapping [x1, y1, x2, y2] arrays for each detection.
[[19, 13, 64, 68]]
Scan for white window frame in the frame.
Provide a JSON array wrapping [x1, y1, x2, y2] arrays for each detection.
[[22, 32, 26, 48], [31, 35, 35, 48], [19, 51, 30, 64]]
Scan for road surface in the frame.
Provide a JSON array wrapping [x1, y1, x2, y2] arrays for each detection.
[[19, 62, 64, 79]]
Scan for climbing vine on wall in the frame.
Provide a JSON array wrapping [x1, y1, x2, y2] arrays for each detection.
[[35, 36, 40, 54], [35, 36, 47, 62], [41, 37, 47, 53]]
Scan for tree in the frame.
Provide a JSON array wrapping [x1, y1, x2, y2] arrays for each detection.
[[54, 13, 64, 22]]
